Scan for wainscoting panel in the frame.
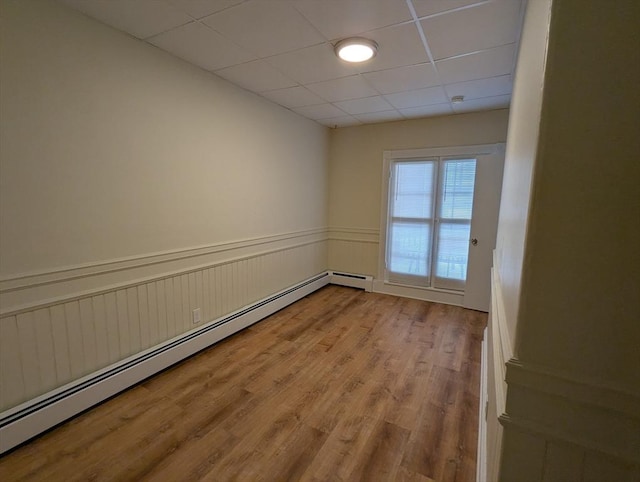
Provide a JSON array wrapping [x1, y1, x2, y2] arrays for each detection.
[[0, 234, 328, 414], [483, 254, 640, 481], [0, 229, 327, 313], [497, 422, 640, 482], [327, 227, 379, 277], [0, 272, 330, 454]]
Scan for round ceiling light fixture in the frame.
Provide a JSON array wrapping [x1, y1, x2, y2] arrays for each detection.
[[334, 38, 378, 63]]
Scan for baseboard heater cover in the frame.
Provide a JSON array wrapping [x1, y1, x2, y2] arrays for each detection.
[[0, 272, 330, 454], [329, 271, 373, 292]]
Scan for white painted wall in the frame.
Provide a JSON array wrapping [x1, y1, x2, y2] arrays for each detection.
[[516, 0, 640, 393], [328, 111, 510, 276], [487, 0, 640, 479], [494, 0, 551, 351], [0, 0, 329, 412], [0, 0, 329, 278]]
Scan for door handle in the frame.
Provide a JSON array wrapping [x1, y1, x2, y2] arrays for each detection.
[[471, 238, 478, 246]]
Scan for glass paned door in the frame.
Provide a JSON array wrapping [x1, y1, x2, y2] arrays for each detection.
[[433, 159, 477, 290], [387, 160, 436, 286], [386, 157, 477, 291]]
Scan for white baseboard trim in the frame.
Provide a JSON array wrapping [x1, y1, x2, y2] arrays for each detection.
[[372, 280, 463, 306], [477, 329, 489, 482], [329, 271, 373, 292], [0, 272, 330, 454], [490, 267, 508, 417]]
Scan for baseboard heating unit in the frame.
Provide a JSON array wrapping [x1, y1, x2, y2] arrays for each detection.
[[329, 271, 373, 292], [0, 272, 330, 454]]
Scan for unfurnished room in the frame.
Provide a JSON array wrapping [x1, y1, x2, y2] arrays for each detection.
[[0, 0, 638, 481]]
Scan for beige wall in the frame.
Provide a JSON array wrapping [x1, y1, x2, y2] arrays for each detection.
[[488, 4, 550, 476], [516, 0, 640, 392], [0, 0, 329, 411], [0, 0, 328, 277], [328, 110, 510, 275], [489, 0, 640, 479], [494, 0, 551, 351]]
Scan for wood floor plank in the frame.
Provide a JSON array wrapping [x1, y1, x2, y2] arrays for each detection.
[[135, 388, 249, 481], [401, 399, 451, 480], [384, 342, 434, 430], [300, 415, 379, 481], [0, 286, 486, 481], [345, 420, 411, 482], [396, 466, 437, 482], [254, 423, 328, 482]]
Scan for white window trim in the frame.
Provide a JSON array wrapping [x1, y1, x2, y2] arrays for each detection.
[[378, 144, 501, 296]]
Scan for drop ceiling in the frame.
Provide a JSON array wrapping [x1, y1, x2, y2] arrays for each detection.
[[59, 0, 525, 127]]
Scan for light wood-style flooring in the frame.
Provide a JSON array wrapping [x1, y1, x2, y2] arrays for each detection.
[[0, 285, 487, 481]]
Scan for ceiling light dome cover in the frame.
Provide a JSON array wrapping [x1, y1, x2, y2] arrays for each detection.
[[335, 37, 378, 63]]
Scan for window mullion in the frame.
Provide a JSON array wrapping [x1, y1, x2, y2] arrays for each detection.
[[437, 218, 471, 224], [390, 216, 432, 224], [428, 159, 441, 288]]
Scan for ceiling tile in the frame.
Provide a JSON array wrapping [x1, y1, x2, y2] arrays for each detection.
[[168, 0, 244, 19], [60, 0, 192, 39], [317, 116, 362, 128], [267, 43, 360, 84], [421, 0, 522, 60], [359, 23, 430, 72], [354, 110, 403, 124], [202, 0, 324, 57], [293, 103, 348, 120], [436, 43, 516, 84], [384, 86, 448, 109], [362, 63, 439, 94], [149, 21, 255, 71], [334, 96, 394, 115], [411, 0, 484, 18], [306, 75, 379, 102], [452, 94, 511, 113], [215, 60, 297, 92], [293, 0, 412, 40], [60, 0, 524, 123], [444, 75, 512, 101], [399, 103, 454, 118], [260, 86, 325, 108]]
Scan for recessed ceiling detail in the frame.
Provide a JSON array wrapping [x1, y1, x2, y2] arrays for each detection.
[[59, 0, 525, 127]]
